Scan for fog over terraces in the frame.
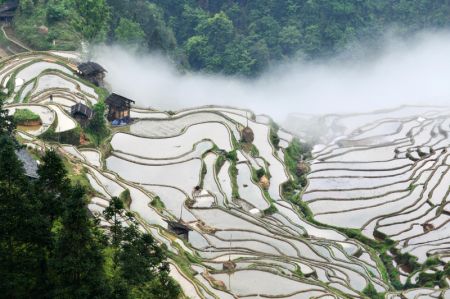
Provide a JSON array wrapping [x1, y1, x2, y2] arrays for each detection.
[[93, 30, 450, 121]]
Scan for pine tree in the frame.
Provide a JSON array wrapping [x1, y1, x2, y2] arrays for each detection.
[[37, 150, 70, 222], [50, 184, 110, 298], [0, 135, 51, 297], [103, 197, 180, 298], [0, 97, 15, 136]]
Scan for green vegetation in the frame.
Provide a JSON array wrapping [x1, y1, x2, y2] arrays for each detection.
[[198, 160, 207, 189], [120, 188, 132, 208], [12, 0, 450, 75], [114, 18, 146, 48], [281, 137, 449, 292], [283, 138, 312, 193], [362, 282, 385, 299], [0, 98, 14, 135], [0, 99, 180, 298], [14, 0, 83, 50], [13, 108, 41, 124], [250, 144, 259, 157], [229, 160, 240, 199], [269, 128, 280, 149], [263, 203, 278, 216], [214, 154, 226, 173], [150, 196, 165, 212], [86, 101, 110, 146], [41, 122, 82, 145]]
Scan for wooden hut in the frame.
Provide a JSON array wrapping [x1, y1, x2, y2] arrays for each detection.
[[0, 0, 18, 22], [105, 93, 135, 123], [165, 220, 191, 240], [241, 126, 254, 143], [77, 62, 106, 86], [71, 103, 93, 126]]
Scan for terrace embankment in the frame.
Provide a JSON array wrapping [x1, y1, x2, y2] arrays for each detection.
[[4, 51, 450, 299]]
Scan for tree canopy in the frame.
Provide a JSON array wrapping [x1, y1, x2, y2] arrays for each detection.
[[13, 0, 450, 75], [0, 99, 180, 298]]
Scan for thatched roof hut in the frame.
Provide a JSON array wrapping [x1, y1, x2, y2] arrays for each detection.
[[241, 126, 254, 143], [296, 161, 310, 177], [259, 175, 270, 190]]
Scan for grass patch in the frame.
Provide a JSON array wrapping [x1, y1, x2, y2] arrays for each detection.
[[150, 196, 165, 212], [263, 203, 277, 216], [229, 161, 239, 199], [214, 154, 226, 173], [61, 155, 91, 191], [119, 189, 131, 209], [41, 123, 82, 145], [13, 108, 41, 123]]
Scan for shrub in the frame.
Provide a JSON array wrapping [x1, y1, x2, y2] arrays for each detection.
[[119, 189, 131, 208], [47, 1, 69, 23], [13, 108, 41, 123], [263, 204, 277, 215], [269, 128, 280, 149], [255, 168, 265, 180], [86, 102, 109, 146], [41, 125, 82, 146], [362, 282, 384, 299], [225, 150, 237, 162], [215, 155, 226, 173]]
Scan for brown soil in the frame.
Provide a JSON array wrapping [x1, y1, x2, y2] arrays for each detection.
[[17, 124, 41, 132], [202, 270, 226, 290], [17, 120, 42, 126]]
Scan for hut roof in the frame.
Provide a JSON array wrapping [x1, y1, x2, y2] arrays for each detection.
[[242, 126, 254, 143], [105, 93, 135, 108], [15, 148, 39, 179], [77, 62, 106, 76], [0, 0, 18, 13], [165, 220, 191, 232], [71, 103, 93, 119], [0, 11, 14, 17]]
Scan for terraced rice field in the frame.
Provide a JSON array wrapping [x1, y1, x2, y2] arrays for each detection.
[[4, 52, 449, 298], [2, 52, 97, 133]]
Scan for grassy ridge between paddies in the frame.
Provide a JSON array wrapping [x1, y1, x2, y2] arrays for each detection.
[[13, 108, 41, 125]]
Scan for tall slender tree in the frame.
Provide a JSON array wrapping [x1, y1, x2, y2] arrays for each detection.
[[37, 150, 70, 222], [0, 136, 51, 297], [0, 97, 14, 136], [50, 184, 110, 298]]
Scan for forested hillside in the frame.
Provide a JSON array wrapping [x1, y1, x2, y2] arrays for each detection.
[[0, 98, 180, 298], [10, 0, 450, 75]]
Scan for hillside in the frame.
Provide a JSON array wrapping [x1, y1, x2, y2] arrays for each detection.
[[0, 51, 449, 298], [9, 0, 450, 75]]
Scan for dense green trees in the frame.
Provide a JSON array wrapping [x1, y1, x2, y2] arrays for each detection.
[[0, 135, 51, 297], [103, 197, 181, 298], [51, 185, 110, 298], [13, 0, 450, 75], [147, 0, 450, 75], [72, 0, 110, 41], [0, 101, 180, 298], [114, 18, 146, 48], [0, 98, 14, 135]]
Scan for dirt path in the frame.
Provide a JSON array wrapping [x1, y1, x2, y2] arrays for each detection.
[[1, 25, 31, 52], [0, 46, 9, 58]]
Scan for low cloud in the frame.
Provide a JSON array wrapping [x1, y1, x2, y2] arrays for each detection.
[[91, 30, 450, 122]]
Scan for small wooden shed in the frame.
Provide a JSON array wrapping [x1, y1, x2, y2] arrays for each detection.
[[77, 62, 106, 86], [0, 0, 18, 22], [71, 103, 93, 126], [105, 93, 135, 122], [165, 220, 191, 240]]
